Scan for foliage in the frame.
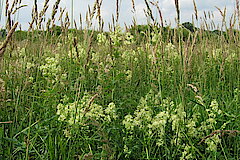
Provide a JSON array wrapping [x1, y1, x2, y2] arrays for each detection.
[[0, 21, 239, 160]]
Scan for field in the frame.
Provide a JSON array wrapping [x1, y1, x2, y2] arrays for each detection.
[[0, 0, 240, 159]]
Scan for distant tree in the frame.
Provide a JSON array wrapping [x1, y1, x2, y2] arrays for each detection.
[[182, 22, 195, 32], [50, 25, 62, 36], [212, 29, 221, 35], [0, 29, 7, 38]]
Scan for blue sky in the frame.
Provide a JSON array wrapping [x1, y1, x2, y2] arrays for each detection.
[[0, 0, 237, 30]]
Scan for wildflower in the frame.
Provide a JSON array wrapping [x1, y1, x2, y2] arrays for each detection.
[[28, 77, 34, 83], [105, 102, 118, 121], [125, 70, 132, 81], [180, 145, 193, 160], [97, 33, 107, 44], [123, 114, 134, 130], [124, 32, 134, 45], [63, 129, 71, 138], [26, 62, 34, 70], [205, 134, 221, 152]]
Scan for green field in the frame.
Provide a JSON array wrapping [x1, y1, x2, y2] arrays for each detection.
[[0, 0, 240, 159]]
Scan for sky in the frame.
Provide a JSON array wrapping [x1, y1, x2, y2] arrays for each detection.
[[0, 0, 237, 30]]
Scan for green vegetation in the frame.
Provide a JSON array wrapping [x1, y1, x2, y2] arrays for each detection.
[[0, 0, 239, 159]]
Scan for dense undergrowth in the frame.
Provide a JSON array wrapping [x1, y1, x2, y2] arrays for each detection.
[[0, 25, 239, 159]]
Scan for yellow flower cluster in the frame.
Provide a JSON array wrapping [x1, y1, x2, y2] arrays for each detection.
[[122, 91, 172, 147], [165, 42, 180, 60], [39, 54, 66, 84], [57, 93, 118, 127]]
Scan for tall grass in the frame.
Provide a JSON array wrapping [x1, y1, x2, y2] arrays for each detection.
[[0, 0, 239, 159]]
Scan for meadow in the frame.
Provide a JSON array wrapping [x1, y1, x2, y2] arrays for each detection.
[[0, 0, 239, 159]]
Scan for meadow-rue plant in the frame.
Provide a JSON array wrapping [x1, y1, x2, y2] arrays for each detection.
[[97, 33, 108, 45], [170, 103, 186, 145], [19, 47, 26, 57], [212, 48, 222, 60], [151, 32, 159, 44], [122, 91, 174, 154], [26, 62, 35, 70], [104, 102, 118, 122], [205, 134, 221, 152], [110, 26, 123, 46], [186, 112, 200, 137], [180, 145, 194, 160], [121, 50, 138, 62], [233, 88, 239, 102], [125, 70, 132, 81], [57, 92, 118, 134], [68, 43, 86, 61], [205, 100, 222, 129], [39, 56, 62, 83], [165, 42, 179, 60], [124, 32, 134, 45], [28, 76, 34, 83]]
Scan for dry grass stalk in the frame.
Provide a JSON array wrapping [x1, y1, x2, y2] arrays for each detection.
[[74, 20, 77, 30], [0, 22, 19, 59], [12, 4, 27, 15], [89, 1, 97, 22], [6, 10, 12, 31], [215, 6, 227, 29], [84, 31, 94, 71], [203, 11, 207, 20], [34, 0, 38, 23], [101, 19, 104, 31], [51, 0, 61, 26], [150, 1, 164, 27], [96, 0, 103, 31], [208, 11, 211, 19], [187, 84, 198, 93], [132, 16, 137, 27], [116, 0, 119, 22], [144, 0, 155, 24], [79, 13, 83, 30], [58, 7, 66, 29], [111, 14, 115, 31], [85, 8, 90, 27], [28, 0, 39, 31], [0, 121, 13, 124], [73, 37, 80, 62], [9, 0, 18, 14], [193, 0, 198, 20], [5, 0, 9, 16], [58, 7, 65, 21], [174, 0, 180, 25], [82, 93, 99, 116], [86, 2, 97, 28], [88, 93, 99, 109], [236, 0, 240, 26], [64, 12, 70, 30], [199, 130, 240, 144], [5, 0, 20, 31], [83, 153, 94, 160], [236, 0, 240, 14], [229, 13, 237, 35], [204, 19, 209, 30], [46, 19, 51, 30], [131, 0, 135, 12], [38, 0, 50, 29]]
